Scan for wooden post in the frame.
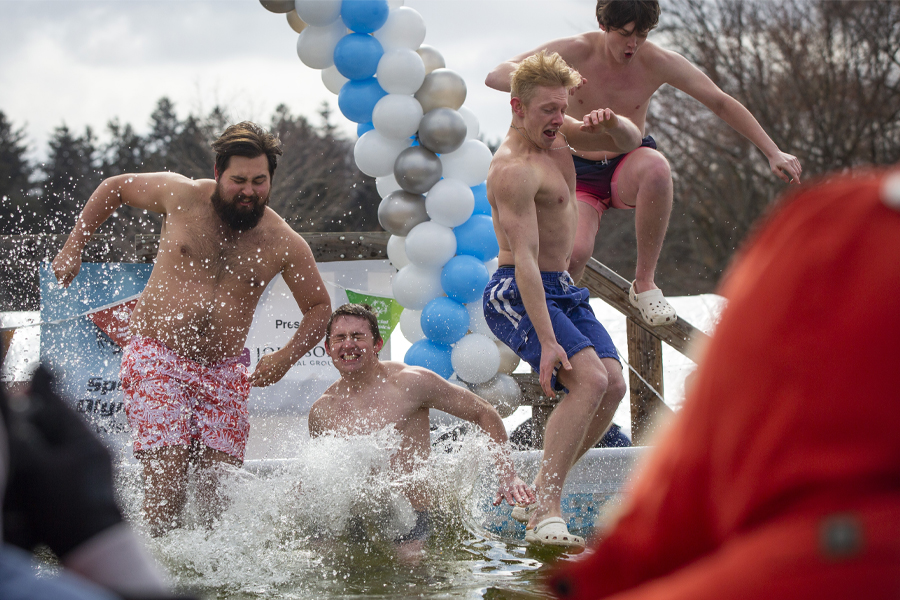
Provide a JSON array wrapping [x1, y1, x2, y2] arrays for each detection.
[[626, 317, 671, 445]]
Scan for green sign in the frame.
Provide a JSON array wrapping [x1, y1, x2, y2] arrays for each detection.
[[345, 290, 403, 338]]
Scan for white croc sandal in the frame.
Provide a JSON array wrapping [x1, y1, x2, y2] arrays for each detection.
[[511, 503, 536, 523], [525, 517, 585, 549], [629, 281, 676, 326]]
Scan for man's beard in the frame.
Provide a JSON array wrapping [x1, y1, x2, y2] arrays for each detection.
[[211, 185, 268, 231]]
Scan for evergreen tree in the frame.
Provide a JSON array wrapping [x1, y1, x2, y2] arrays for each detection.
[[40, 124, 99, 234], [0, 111, 40, 234]]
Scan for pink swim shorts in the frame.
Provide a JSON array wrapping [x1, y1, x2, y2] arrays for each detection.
[[573, 135, 659, 230], [120, 336, 251, 461]]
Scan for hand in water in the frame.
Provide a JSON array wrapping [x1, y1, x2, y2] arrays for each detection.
[[494, 474, 537, 507], [250, 349, 294, 387]]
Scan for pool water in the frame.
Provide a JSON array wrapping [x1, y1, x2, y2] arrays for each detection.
[[114, 428, 637, 599]]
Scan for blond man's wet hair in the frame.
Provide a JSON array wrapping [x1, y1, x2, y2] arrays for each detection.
[[510, 50, 583, 106]]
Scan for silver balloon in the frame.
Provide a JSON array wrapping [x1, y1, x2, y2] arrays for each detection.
[[416, 45, 446, 74], [286, 10, 308, 33], [394, 146, 443, 195], [378, 190, 429, 236], [259, 0, 294, 13], [414, 68, 467, 114], [472, 373, 522, 419], [418, 108, 467, 155]]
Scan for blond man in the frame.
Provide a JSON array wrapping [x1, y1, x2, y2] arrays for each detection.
[[487, 0, 802, 325], [483, 51, 642, 548]]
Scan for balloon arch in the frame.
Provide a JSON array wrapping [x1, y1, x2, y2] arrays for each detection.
[[261, 0, 522, 416]]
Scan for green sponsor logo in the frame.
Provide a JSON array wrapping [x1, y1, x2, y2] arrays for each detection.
[[345, 290, 403, 338]]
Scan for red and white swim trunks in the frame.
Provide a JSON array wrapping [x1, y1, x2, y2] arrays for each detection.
[[120, 336, 251, 461]]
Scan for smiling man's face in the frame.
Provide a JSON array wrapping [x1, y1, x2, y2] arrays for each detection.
[[326, 315, 383, 375]]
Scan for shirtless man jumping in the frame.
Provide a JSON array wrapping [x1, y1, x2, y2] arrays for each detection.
[[484, 51, 642, 549], [309, 304, 534, 558], [486, 0, 802, 326], [52, 121, 331, 535]]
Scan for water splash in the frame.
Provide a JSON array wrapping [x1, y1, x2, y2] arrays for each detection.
[[115, 426, 535, 597]]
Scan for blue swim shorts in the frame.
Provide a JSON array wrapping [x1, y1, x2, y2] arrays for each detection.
[[483, 267, 619, 391]]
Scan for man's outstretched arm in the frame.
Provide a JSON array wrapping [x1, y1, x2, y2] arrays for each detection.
[[52, 172, 197, 287], [417, 368, 535, 507], [491, 164, 571, 398], [661, 49, 803, 184]]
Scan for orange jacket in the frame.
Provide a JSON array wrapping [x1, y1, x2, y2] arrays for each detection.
[[549, 169, 900, 600]]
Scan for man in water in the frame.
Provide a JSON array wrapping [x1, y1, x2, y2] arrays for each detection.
[[308, 304, 535, 558], [483, 51, 642, 549], [485, 0, 803, 326], [52, 121, 331, 536]]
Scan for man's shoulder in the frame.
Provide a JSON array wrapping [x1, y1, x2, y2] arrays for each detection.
[[488, 146, 545, 198], [637, 41, 686, 76], [547, 31, 597, 61], [389, 361, 441, 386]]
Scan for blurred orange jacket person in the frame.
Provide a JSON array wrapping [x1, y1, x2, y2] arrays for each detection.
[[549, 168, 900, 600]]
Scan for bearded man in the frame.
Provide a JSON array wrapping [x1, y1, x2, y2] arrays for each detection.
[[52, 121, 331, 535]]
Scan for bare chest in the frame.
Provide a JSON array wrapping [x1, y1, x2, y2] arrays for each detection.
[[319, 387, 423, 437], [156, 213, 279, 290], [568, 62, 661, 129]]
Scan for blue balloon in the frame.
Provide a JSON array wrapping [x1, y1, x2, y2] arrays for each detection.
[[405, 339, 454, 379], [341, 0, 389, 34], [338, 77, 387, 124], [441, 255, 490, 304], [454, 214, 500, 262], [333, 33, 384, 81], [471, 182, 491, 216], [421, 297, 469, 345], [357, 121, 375, 137]]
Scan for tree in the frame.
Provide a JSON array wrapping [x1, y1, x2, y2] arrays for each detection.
[[638, 0, 900, 286], [267, 103, 379, 232], [0, 111, 40, 234], [40, 124, 99, 234]]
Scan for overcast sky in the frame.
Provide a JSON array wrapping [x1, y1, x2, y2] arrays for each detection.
[[0, 0, 599, 162]]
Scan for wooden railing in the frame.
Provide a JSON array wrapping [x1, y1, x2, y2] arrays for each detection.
[[519, 258, 709, 447], [1, 233, 709, 446]]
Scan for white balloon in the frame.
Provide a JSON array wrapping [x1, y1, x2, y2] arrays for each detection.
[[296, 20, 346, 69], [392, 264, 444, 310], [405, 221, 457, 268], [372, 94, 423, 140], [484, 257, 499, 276], [452, 333, 501, 384], [425, 178, 474, 227], [376, 48, 427, 95], [387, 234, 409, 270], [373, 6, 426, 50], [496, 340, 521, 375], [458, 105, 480, 140], [354, 130, 411, 177], [399, 308, 425, 343], [376, 174, 402, 198], [294, 0, 341, 26], [440, 139, 493, 186], [321, 64, 348, 94], [465, 301, 496, 339], [472, 373, 521, 418]]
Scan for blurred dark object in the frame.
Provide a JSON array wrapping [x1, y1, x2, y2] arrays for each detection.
[[510, 418, 631, 451], [1, 366, 123, 557]]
